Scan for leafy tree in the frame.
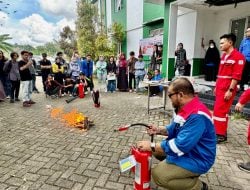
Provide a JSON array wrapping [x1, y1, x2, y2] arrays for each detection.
[[95, 32, 115, 58], [58, 26, 77, 58], [76, 0, 98, 58], [34, 42, 62, 56], [0, 34, 13, 52], [12, 44, 35, 53], [110, 22, 125, 54]]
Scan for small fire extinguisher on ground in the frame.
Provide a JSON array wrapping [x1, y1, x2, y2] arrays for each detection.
[[115, 123, 153, 190], [78, 83, 84, 98]]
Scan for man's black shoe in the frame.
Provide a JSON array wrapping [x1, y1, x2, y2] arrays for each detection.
[[216, 135, 227, 144], [201, 181, 208, 190], [238, 162, 250, 173]]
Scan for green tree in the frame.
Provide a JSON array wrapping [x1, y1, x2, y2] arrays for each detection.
[[110, 22, 125, 54], [76, 0, 98, 58], [0, 34, 13, 52], [34, 42, 62, 56], [12, 44, 35, 53], [58, 26, 77, 58], [95, 32, 115, 58]]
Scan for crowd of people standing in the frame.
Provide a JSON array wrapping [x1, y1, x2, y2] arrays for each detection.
[[1, 49, 163, 106]]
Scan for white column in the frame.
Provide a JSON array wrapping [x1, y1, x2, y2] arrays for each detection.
[[167, 3, 178, 79], [106, 0, 112, 29]]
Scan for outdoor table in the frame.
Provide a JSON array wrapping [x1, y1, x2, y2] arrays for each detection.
[[143, 80, 171, 114]]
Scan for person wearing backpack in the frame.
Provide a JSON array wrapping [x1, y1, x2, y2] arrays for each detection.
[[4, 52, 21, 103]]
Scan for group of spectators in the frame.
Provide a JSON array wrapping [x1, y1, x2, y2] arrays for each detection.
[[44, 53, 94, 98], [0, 50, 37, 106], [0, 50, 95, 106], [0, 49, 166, 106]]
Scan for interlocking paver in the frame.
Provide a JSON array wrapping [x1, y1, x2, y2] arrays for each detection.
[[0, 77, 250, 189]]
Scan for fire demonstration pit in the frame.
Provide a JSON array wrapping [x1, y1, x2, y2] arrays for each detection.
[[50, 108, 94, 131]]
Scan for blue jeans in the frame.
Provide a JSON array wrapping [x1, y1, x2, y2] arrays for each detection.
[[107, 80, 116, 92], [0, 75, 11, 96]]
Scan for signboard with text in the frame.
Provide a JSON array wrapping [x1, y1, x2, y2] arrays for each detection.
[[139, 35, 163, 56]]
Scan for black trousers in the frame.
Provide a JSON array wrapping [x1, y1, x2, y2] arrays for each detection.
[[129, 73, 136, 89], [47, 86, 60, 96], [42, 73, 49, 92], [240, 60, 250, 90], [10, 80, 20, 100], [87, 77, 94, 91], [31, 74, 38, 91], [64, 86, 73, 94]]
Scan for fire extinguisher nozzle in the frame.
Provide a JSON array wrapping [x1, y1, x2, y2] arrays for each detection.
[[118, 127, 129, 131]]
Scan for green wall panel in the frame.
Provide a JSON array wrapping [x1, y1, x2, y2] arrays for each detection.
[[161, 2, 171, 78], [192, 58, 204, 76], [167, 58, 175, 80], [143, 2, 164, 23]]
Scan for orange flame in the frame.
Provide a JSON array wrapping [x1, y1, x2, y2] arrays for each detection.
[[61, 109, 85, 127], [50, 108, 85, 127], [50, 107, 63, 118]]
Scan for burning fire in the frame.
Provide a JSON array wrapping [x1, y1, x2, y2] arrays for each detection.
[[50, 108, 87, 129], [61, 109, 85, 127], [50, 107, 63, 118]]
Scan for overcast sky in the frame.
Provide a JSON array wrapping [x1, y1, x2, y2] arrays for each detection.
[[0, 0, 77, 46]]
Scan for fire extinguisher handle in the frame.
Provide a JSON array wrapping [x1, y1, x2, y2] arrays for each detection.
[[150, 134, 154, 143]]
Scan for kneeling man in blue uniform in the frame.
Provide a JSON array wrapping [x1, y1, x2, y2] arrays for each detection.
[[137, 77, 216, 190]]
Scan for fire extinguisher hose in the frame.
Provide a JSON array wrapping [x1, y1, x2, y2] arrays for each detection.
[[114, 123, 154, 142]]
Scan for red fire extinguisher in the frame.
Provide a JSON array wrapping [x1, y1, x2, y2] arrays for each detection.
[[78, 83, 84, 98], [115, 123, 153, 190]]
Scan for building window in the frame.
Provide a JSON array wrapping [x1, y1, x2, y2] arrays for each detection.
[[115, 0, 122, 12], [231, 18, 247, 49]]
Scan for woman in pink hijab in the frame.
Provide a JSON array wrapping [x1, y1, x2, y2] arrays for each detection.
[[117, 53, 128, 91]]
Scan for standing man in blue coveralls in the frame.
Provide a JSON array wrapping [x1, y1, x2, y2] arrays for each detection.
[[137, 77, 216, 190], [239, 27, 250, 91]]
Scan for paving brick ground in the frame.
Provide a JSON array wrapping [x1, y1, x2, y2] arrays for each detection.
[[0, 77, 249, 190]]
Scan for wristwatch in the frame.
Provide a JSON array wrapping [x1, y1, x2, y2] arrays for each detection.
[[150, 142, 156, 152], [228, 88, 234, 92]]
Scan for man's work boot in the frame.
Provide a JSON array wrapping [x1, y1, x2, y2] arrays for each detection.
[[216, 135, 227, 144], [238, 162, 250, 173]]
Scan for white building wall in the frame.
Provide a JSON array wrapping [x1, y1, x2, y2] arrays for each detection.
[[192, 2, 250, 58], [126, 0, 143, 56], [127, 30, 143, 56], [193, 10, 216, 58], [213, 2, 250, 41], [168, 4, 178, 58], [176, 11, 197, 60], [106, 0, 112, 29]]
